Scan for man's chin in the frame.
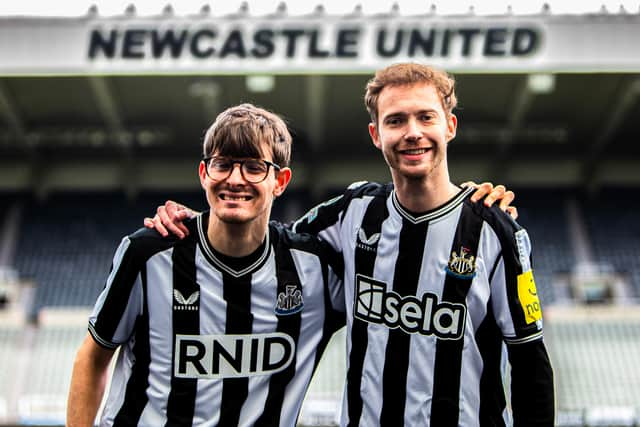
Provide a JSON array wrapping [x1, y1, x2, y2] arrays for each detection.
[[393, 167, 431, 181], [221, 215, 252, 225], [213, 210, 252, 225], [393, 161, 441, 181]]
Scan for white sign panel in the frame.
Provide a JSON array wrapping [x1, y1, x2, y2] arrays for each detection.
[[1, 14, 639, 74]]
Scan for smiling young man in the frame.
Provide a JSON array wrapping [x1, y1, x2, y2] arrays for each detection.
[[291, 63, 555, 426], [67, 104, 345, 427], [144, 64, 553, 426]]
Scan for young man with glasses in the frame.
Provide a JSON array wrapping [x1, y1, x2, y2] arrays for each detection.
[[146, 64, 554, 426], [67, 104, 345, 426]]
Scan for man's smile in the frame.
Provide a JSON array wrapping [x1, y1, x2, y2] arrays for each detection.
[[219, 193, 253, 202], [399, 147, 432, 155]]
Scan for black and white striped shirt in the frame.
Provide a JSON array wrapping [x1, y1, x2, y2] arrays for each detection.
[[89, 212, 345, 427], [294, 182, 554, 427]]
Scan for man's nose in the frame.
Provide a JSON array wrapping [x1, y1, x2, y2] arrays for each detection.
[[226, 163, 246, 183], [404, 118, 422, 141]]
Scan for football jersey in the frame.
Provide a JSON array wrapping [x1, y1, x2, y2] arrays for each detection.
[[89, 212, 345, 427], [293, 182, 553, 427]]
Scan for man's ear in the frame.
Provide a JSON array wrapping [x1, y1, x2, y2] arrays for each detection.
[[446, 113, 458, 143], [273, 167, 292, 197], [198, 161, 208, 189], [368, 122, 382, 150]]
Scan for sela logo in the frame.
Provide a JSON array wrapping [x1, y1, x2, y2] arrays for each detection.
[[356, 228, 380, 252], [445, 246, 477, 279], [275, 284, 304, 315], [354, 274, 467, 339], [174, 333, 295, 379], [174, 289, 199, 311]]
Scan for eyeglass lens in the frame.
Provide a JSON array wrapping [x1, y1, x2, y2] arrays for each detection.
[[206, 158, 271, 183]]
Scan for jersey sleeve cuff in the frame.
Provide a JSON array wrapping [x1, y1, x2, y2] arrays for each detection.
[[88, 322, 120, 350], [504, 330, 544, 345]]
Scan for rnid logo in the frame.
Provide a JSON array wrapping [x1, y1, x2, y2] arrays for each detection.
[[174, 333, 294, 379], [354, 274, 466, 340]]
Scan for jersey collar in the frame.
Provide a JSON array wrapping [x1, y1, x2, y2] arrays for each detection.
[[390, 186, 474, 224], [196, 213, 271, 278]]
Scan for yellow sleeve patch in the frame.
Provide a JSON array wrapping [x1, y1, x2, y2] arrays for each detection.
[[517, 270, 542, 324]]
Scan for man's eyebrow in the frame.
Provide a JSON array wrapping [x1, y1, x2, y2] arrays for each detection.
[[416, 108, 438, 114], [383, 109, 438, 120], [382, 112, 407, 120]]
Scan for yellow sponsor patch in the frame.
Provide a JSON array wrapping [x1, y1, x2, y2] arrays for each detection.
[[517, 270, 542, 324]]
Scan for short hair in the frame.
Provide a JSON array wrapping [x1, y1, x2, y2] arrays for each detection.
[[203, 103, 292, 167], [364, 63, 458, 125]]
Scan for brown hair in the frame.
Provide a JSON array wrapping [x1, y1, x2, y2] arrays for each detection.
[[364, 63, 458, 125], [203, 103, 292, 167]]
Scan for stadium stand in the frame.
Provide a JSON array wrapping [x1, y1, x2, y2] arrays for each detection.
[[299, 329, 346, 427], [0, 326, 20, 423], [17, 325, 87, 425], [582, 188, 640, 299], [12, 191, 207, 315], [545, 307, 640, 425], [512, 189, 576, 305], [0, 196, 8, 230]]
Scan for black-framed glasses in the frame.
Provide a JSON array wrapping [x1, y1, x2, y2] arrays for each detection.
[[203, 156, 281, 183]]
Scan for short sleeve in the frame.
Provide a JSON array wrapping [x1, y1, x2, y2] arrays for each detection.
[[88, 235, 144, 349]]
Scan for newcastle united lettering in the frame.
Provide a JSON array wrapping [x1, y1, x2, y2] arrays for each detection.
[[87, 24, 540, 61], [88, 27, 361, 59], [376, 27, 538, 57]]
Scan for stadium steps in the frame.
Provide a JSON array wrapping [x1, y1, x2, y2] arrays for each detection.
[[12, 191, 207, 314], [545, 306, 640, 419], [17, 323, 86, 425], [0, 325, 21, 424]]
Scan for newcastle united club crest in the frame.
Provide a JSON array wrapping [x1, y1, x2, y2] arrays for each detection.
[[275, 284, 304, 315], [445, 246, 477, 279]]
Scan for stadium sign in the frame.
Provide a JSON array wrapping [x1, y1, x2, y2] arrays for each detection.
[[87, 25, 539, 61], [1, 14, 640, 74]]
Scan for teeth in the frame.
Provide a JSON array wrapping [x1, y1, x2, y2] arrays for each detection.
[[221, 195, 250, 201], [403, 148, 430, 154]]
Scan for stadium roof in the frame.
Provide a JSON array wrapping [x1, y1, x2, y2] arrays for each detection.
[[0, 5, 639, 195]]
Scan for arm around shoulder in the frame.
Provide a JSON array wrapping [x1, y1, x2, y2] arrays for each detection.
[[67, 333, 115, 427]]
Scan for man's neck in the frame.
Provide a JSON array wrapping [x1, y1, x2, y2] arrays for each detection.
[[392, 173, 459, 213], [207, 216, 268, 257]]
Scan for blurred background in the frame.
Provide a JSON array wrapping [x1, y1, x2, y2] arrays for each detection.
[[1, 1, 640, 426]]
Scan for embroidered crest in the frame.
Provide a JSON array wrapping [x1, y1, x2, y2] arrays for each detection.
[[275, 284, 304, 315], [445, 246, 477, 279]]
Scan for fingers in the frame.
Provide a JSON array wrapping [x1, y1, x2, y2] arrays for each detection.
[[159, 201, 190, 239], [498, 190, 515, 211], [468, 182, 518, 219], [483, 184, 505, 207], [143, 201, 191, 239], [470, 182, 494, 202], [145, 215, 169, 237]]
